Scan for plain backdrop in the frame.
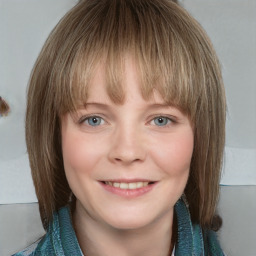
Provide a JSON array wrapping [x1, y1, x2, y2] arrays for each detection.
[[0, 0, 255, 255]]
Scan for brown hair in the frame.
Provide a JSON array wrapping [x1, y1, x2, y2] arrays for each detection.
[[26, 0, 226, 230]]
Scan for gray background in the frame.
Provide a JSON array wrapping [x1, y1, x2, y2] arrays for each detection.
[[0, 0, 256, 255]]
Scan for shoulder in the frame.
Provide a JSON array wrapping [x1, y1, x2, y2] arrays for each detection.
[[203, 227, 225, 256], [13, 206, 80, 256], [12, 239, 41, 256], [12, 234, 53, 256]]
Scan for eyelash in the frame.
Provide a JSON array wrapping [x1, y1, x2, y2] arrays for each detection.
[[149, 115, 175, 127], [78, 114, 176, 127], [78, 115, 105, 126]]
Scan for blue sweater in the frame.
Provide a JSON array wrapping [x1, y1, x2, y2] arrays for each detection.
[[13, 198, 224, 255]]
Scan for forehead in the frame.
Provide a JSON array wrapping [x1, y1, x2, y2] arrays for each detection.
[[67, 51, 194, 119], [84, 57, 167, 106]]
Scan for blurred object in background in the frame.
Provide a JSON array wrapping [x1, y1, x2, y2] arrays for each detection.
[[0, 97, 10, 117]]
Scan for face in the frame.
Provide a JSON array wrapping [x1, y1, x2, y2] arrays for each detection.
[[61, 58, 194, 231]]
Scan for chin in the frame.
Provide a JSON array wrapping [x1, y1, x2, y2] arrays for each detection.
[[101, 209, 159, 231], [107, 217, 151, 230]]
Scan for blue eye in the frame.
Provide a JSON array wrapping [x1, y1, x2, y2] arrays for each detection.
[[153, 116, 171, 126], [85, 116, 104, 126]]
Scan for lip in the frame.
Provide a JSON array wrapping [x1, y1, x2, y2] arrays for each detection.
[[101, 178, 155, 183], [99, 180, 158, 198]]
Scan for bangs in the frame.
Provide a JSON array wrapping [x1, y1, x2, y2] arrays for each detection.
[[51, 0, 217, 121]]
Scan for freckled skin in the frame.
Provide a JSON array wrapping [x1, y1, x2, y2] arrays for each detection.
[[61, 58, 194, 255]]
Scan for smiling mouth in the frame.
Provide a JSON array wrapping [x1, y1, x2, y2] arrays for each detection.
[[101, 181, 155, 190]]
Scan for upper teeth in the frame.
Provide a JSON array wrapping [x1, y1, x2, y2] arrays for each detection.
[[105, 181, 150, 189]]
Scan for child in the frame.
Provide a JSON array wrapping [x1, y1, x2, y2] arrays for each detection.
[[15, 0, 226, 255]]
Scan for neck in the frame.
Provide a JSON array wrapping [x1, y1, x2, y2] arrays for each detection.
[[73, 202, 175, 256]]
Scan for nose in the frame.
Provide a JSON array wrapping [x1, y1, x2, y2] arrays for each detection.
[[108, 125, 146, 165]]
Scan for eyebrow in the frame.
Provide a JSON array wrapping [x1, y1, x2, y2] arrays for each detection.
[[147, 103, 177, 109], [83, 102, 178, 110], [83, 102, 111, 109]]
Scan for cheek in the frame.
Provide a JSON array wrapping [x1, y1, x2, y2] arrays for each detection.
[[61, 132, 104, 176], [150, 132, 194, 175]]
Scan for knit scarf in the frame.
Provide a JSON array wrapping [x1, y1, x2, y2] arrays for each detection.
[[14, 197, 224, 256]]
